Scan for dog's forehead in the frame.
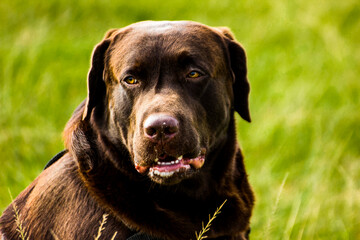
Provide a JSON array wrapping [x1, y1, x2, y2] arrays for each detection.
[[128, 20, 192, 34], [108, 21, 226, 71], [115, 21, 223, 47]]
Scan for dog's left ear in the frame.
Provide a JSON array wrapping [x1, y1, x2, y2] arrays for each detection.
[[82, 39, 111, 121], [217, 27, 251, 122]]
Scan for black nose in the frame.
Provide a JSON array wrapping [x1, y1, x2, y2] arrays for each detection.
[[144, 114, 179, 142]]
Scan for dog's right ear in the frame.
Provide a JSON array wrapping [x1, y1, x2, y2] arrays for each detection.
[[82, 38, 111, 121]]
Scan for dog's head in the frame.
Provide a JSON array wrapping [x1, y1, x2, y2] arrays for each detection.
[[69, 21, 250, 185]]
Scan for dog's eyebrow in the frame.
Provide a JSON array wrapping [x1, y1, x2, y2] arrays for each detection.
[[176, 51, 204, 66], [175, 50, 212, 73], [119, 65, 148, 79], [177, 50, 197, 61]]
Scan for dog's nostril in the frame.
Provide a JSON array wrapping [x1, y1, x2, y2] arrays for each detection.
[[145, 127, 157, 137], [144, 114, 179, 141], [163, 126, 177, 135]]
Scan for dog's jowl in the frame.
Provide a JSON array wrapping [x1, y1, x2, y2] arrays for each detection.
[[0, 21, 254, 240]]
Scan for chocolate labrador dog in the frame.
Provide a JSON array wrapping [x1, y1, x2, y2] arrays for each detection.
[[0, 21, 254, 240]]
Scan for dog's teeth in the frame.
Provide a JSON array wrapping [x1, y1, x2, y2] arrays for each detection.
[[165, 171, 175, 177], [156, 157, 183, 166], [151, 169, 176, 178]]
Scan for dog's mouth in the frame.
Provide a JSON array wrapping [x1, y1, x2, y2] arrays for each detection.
[[135, 148, 206, 184]]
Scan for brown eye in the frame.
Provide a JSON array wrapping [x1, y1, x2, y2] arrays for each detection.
[[187, 71, 202, 78], [124, 76, 138, 85]]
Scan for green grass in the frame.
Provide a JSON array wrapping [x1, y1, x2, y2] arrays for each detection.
[[1, 0, 359, 239]]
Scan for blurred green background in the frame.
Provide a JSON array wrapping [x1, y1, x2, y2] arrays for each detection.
[[1, 0, 359, 239]]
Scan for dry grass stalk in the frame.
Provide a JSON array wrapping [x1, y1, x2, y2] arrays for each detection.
[[195, 199, 227, 240], [12, 203, 29, 240], [8, 189, 29, 240], [94, 213, 109, 240], [50, 229, 62, 240], [110, 232, 118, 240]]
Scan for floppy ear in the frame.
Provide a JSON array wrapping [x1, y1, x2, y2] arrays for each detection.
[[82, 39, 111, 121], [218, 27, 251, 122]]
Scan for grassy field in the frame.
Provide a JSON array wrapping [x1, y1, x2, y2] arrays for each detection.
[[1, 0, 359, 239]]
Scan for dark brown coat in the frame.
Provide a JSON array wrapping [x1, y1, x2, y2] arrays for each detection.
[[0, 21, 254, 240]]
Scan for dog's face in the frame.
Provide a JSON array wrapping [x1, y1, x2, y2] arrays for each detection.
[[82, 21, 250, 185]]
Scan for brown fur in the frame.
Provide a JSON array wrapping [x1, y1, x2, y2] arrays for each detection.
[[0, 21, 254, 240]]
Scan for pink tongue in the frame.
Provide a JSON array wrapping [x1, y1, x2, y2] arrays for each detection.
[[153, 161, 189, 172], [152, 156, 205, 172]]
